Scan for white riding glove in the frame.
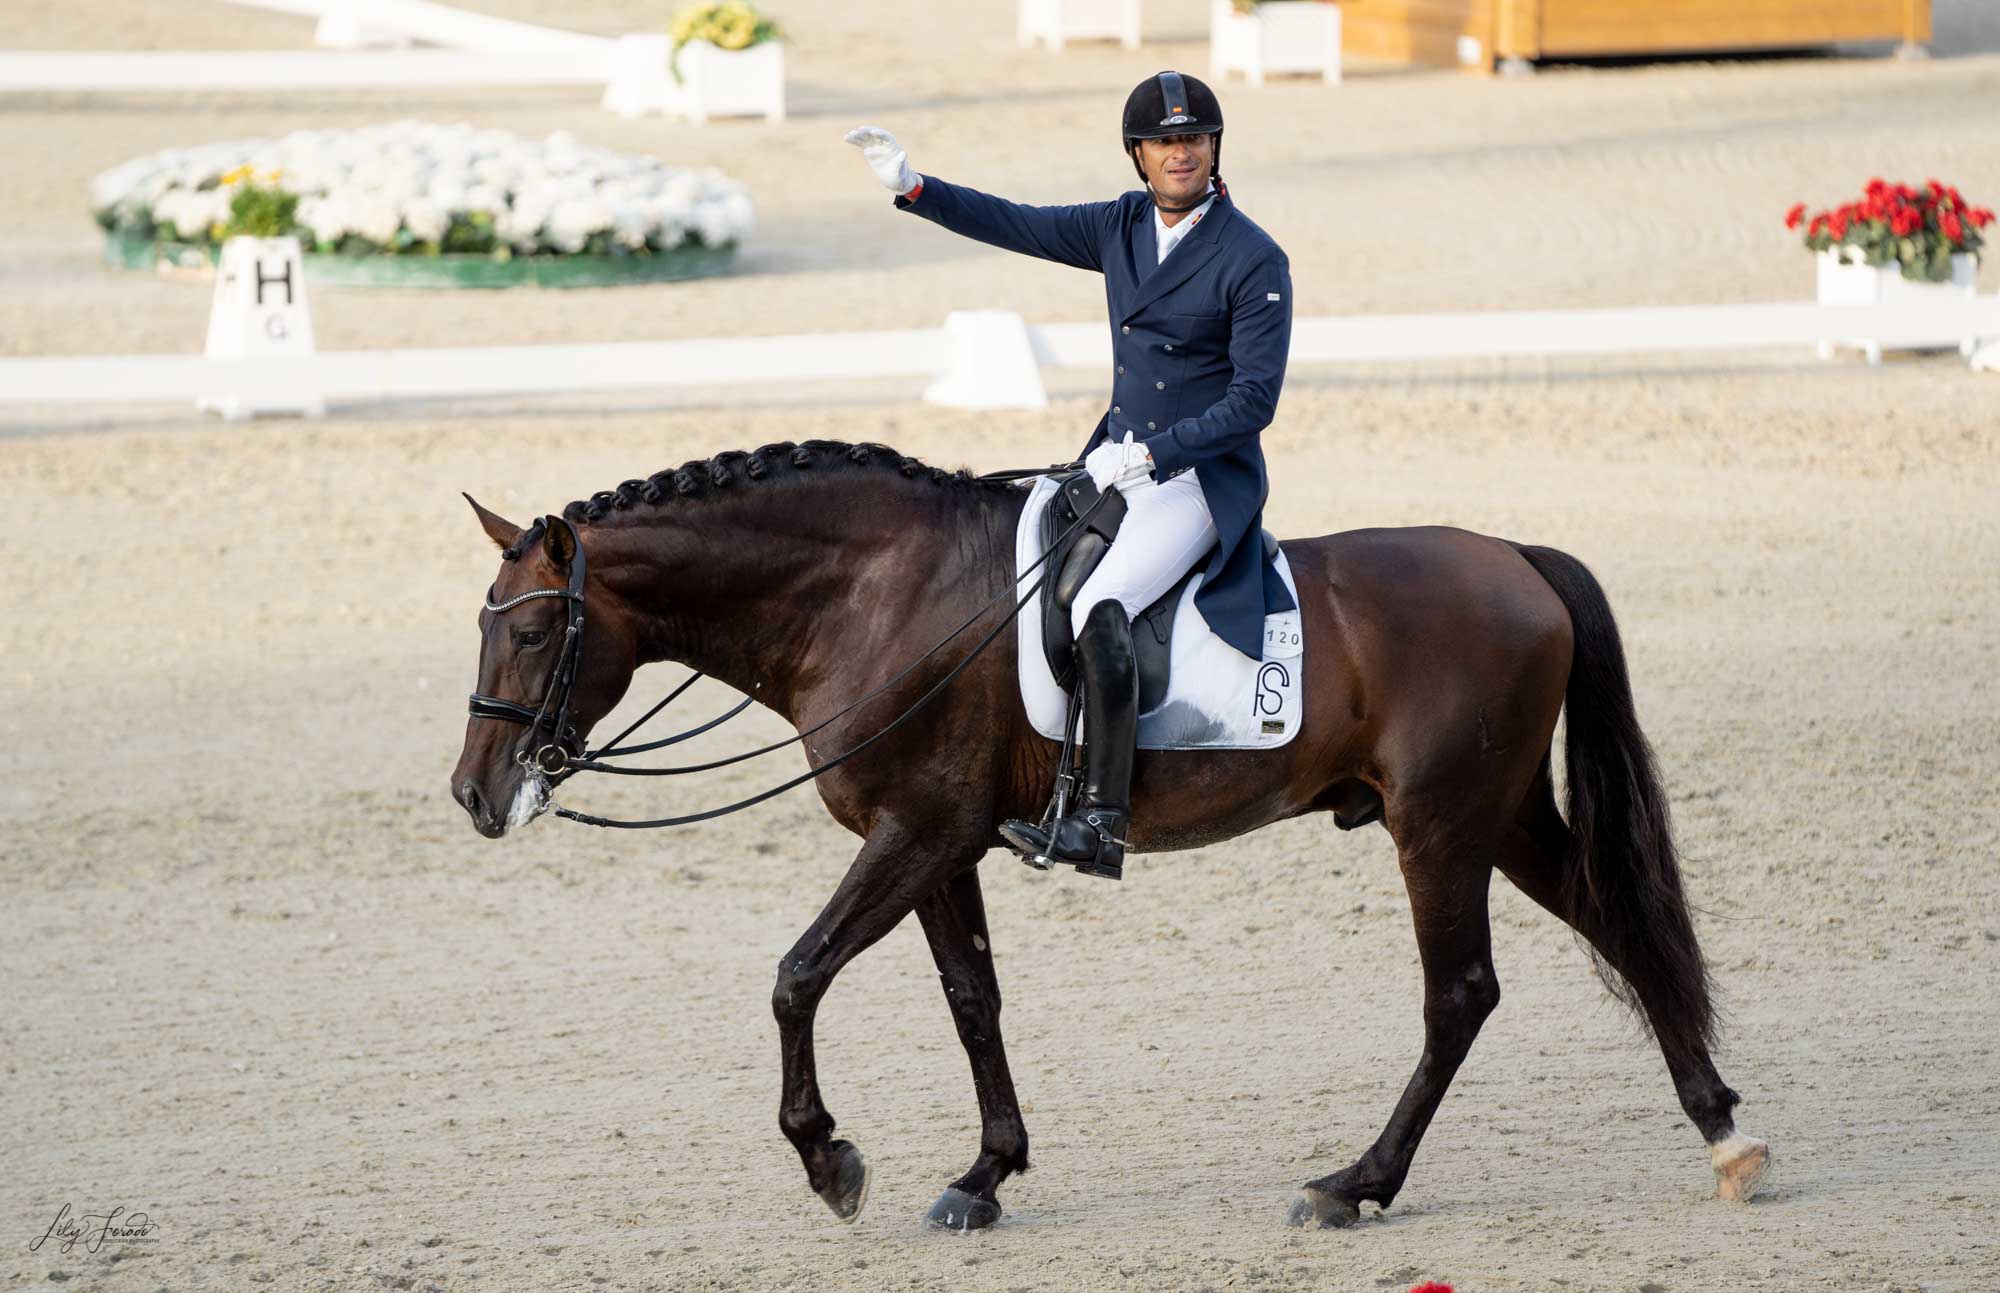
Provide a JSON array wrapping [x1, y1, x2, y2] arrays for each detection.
[[843, 126, 918, 197], [1084, 432, 1155, 493]]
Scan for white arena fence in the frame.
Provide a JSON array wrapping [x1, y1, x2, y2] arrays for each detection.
[[3, 299, 1997, 414], [0, 0, 779, 118], [222, 0, 607, 55], [0, 49, 613, 91], [0, 0, 613, 92]]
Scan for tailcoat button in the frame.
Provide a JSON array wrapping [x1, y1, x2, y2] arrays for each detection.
[[1147, 421, 1157, 430], [1155, 381, 1165, 390], [1117, 365, 1125, 374], [1120, 325, 1130, 335], [1112, 405, 1121, 414], [1164, 344, 1173, 351]]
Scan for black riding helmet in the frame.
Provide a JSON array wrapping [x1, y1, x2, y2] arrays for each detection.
[[1121, 70, 1224, 213]]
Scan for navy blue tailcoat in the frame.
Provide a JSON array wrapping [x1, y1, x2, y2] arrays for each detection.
[[896, 175, 1296, 661]]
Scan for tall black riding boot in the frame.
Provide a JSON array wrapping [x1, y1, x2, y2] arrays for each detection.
[[1000, 599, 1137, 881]]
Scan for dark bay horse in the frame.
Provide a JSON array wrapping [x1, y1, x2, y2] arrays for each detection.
[[450, 439, 1769, 1231]]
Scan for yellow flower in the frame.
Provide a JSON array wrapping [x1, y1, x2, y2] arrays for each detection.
[[220, 164, 254, 186], [669, 0, 769, 49], [264, 168, 284, 183]]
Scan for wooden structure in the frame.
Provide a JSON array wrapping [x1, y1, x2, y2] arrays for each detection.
[[1335, 0, 1932, 73]]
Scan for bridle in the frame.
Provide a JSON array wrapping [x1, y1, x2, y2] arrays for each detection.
[[463, 466, 1109, 831], [467, 517, 589, 777]]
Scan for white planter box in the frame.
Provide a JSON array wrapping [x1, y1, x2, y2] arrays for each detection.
[[1019, 0, 1140, 51], [675, 38, 784, 124], [1816, 248, 1978, 363], [1210, 0, 1340, 87]]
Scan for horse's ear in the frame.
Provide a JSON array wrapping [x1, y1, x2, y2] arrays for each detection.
[[464, 493, 522, 551], [543, 515, 576, 569]]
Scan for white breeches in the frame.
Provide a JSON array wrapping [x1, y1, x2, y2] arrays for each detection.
[[1071, 470, 1217, 637]]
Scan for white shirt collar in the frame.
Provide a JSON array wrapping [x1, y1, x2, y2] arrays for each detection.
[[1154, 187, 1218, 264]]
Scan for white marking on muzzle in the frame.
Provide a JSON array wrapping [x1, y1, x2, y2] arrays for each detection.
[[506, 773, 551, 831]]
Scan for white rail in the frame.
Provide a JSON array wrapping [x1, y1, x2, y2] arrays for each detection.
[[0, 331, 954, 406], [0, 49, 614, 90], [3, 300, 1995, 411], [222, 0, 609, 53], [1032, 298, 2000, 368], [6, 0, 768, 117]]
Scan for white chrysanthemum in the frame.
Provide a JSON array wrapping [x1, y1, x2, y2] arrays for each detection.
[[644, 194, 687, 249], [610, 200, 651, 251], [720, 191, 755, 240], [298, 194, 350, 247], [155, 188, 228, 240], [545, 197, 612, 254], [402, 196, 448, 244], [462, 183, 507, 215], [349, 195, 402, 246], [471, 157, 517, 191], [692, 200, 735, 248], [499, 191, 554, 251]]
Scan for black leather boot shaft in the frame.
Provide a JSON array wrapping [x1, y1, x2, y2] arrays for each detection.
[[999, 599, 1138, 880], [1076, 599, 1137, 814]]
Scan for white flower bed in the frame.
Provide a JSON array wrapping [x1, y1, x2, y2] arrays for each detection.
[[90, 120, 755, 258]]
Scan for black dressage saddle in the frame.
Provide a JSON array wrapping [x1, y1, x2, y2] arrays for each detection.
[[1039, 471, 1284, 715]]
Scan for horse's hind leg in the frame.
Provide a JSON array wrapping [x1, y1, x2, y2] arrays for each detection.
[[1289, 838, 1501, 1228], [1499, 780, 1769, 1202], [913, 867, 1029, 1231]]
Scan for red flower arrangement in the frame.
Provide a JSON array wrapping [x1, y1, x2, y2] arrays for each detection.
[[1787, 179, 1992, 282]]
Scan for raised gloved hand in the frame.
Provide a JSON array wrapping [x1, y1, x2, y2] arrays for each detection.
[[843, 126, 918, 196], [1084, 432, 1155, 493]]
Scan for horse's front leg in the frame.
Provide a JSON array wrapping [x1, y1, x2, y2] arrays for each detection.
[[773, 820, 979, 1223], [914, 866, 1029, 1231]]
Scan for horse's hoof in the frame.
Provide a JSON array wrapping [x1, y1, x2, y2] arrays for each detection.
[[1285, 1185, 1360, 1229], [1711, 1133, 1771, 1203], [815, 1140, 871, 1223], [925, 1186, 1002, 1232]]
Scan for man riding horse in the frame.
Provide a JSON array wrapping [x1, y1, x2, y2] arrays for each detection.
[[846, 71, 1295, 883]]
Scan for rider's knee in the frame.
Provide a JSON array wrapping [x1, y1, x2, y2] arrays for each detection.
[[1079, 598, 1132, 645], [1072, 595, 1130, 643]]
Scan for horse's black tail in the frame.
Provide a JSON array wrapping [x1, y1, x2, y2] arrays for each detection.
[[1511, 543, 1716, 1064]]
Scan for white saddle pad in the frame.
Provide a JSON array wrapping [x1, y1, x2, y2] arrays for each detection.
[[1015, 475, 1304, 751]]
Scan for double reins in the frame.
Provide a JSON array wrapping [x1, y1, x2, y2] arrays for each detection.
[[470, 464, 1103, 831]]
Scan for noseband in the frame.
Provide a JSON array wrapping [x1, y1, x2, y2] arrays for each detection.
[[467, 517, 588, 776]]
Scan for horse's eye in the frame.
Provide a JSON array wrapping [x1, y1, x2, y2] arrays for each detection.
[[515, 629, 548, 649]]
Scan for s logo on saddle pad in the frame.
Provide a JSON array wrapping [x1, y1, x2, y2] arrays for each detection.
[[1015, 475, 1305, 752]]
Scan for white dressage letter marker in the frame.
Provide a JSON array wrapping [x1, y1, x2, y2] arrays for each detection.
[[924, 310, 1048, 411], [197, 236, 325, 421]]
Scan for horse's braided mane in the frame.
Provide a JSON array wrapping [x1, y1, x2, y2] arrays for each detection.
[[512, 440, 1008, 552], [497, 441, 1017, 562]]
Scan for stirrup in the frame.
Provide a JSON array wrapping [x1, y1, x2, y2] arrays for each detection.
[[1000, 808, 1127, 880], [998, 818, 1055, 869]]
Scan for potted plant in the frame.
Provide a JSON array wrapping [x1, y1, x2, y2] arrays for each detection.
[[669, 0, 785, 123], [1211, 0, 1340, 86], [1789, 178, 1993, 361], [1017, 0, 1141, 51]]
